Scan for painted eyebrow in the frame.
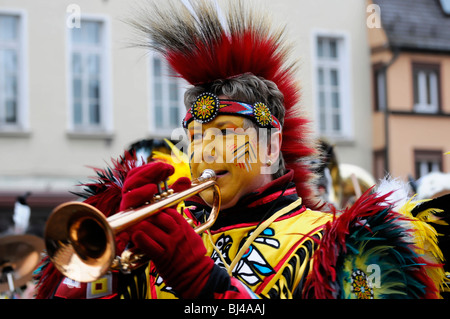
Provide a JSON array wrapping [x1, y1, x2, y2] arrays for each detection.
[[214, 121, 240, 128]]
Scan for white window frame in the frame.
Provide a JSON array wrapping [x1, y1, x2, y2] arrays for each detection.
[[0, 9, 29, 133], [311, 30, 353, 141], [414, 150, 442, 179], [66, 14, 112, 135], [413, 68, 439, 114], [148, 51, 187, 137]]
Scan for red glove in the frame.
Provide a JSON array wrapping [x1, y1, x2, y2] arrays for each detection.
[[128, 208, 214, 298], [116, 161, 190, 255], [120, 162, 174, 211]]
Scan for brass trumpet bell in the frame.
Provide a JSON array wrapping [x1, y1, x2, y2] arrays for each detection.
[[44, 169, 220, 283], [44, 202, 114, 284]]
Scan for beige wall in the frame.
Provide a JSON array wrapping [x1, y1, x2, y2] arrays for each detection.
[[389, 115, 450, 179]]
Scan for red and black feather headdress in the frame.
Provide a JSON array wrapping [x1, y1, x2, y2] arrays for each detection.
[[130, 0, 319, 207]]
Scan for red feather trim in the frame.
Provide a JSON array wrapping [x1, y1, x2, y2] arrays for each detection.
[[80, 152, 139, 217], [34, 257, 62, 299], [167, 31, 286, 87]]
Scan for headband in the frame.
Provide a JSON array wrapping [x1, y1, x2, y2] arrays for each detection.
[[182, 93, 281, 130]]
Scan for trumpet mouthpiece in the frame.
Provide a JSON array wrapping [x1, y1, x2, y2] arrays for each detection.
[[198, 169, 216, 182]]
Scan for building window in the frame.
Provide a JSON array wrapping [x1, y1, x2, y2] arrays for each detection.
[[414, 150, 443, 179], [413, 63, 440, 114], [314, 34, 352, 139], [373, 65, 386, 111], [149, 54, 185, 135], [0, 13, 25, 130], [69, 19, 109, 132]]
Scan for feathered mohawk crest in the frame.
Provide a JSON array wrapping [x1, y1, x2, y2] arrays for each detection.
[[129, 0, 318, 207]]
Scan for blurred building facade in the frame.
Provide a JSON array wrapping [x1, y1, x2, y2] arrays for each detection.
[[0, 0, 376, 235], [369, 0, 450, 182]]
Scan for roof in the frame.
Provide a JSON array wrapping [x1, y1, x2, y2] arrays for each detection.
[[374, 0, 450, 52]]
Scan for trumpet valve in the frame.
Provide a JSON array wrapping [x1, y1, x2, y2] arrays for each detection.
[[153, 179, 173, 200]]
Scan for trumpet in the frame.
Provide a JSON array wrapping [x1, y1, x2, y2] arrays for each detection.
[[44, 169, 220, 283]]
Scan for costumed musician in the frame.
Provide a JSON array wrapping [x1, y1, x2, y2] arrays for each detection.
[[35, 0, 449, 299]]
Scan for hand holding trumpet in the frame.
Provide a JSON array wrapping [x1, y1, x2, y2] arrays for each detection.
[[117, 162, 215, 298], [115, 162, 190, 254]]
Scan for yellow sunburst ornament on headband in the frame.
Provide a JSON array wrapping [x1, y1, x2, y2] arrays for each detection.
[[253, 102, 272, 128], [191, 92, 220, 123]]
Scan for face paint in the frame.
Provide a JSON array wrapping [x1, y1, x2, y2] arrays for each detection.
[[231, 140, 257, 172], [188, 115, 273, 209]]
